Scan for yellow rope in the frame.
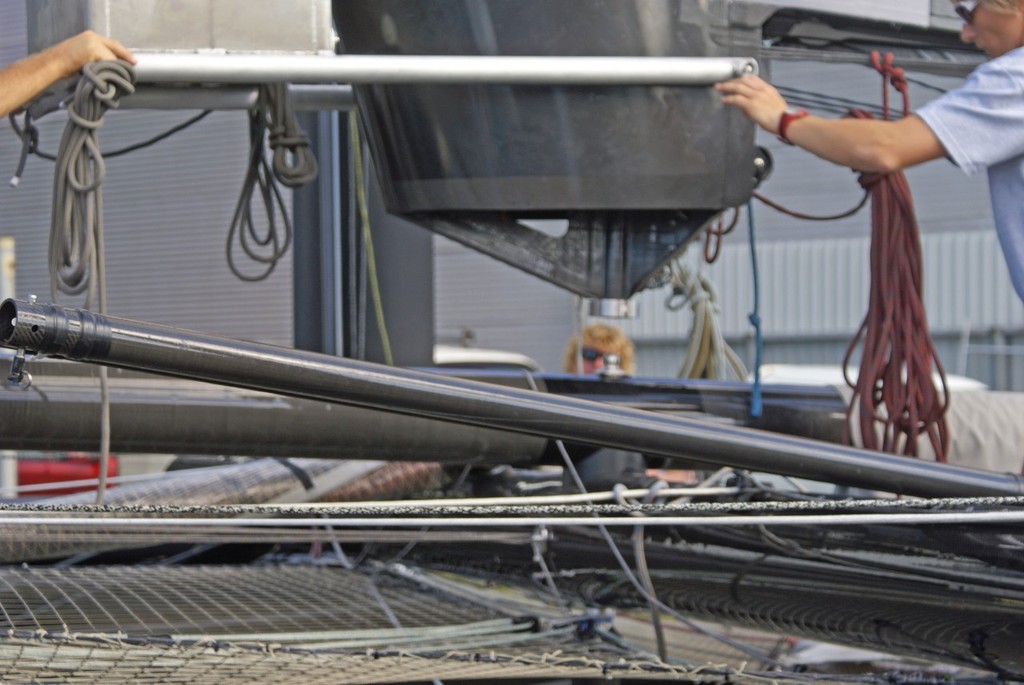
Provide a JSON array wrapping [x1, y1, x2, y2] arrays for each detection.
[[349, 112, 393, 366]]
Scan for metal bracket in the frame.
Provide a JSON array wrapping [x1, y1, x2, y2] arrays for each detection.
[[6, 348, 31, 388]]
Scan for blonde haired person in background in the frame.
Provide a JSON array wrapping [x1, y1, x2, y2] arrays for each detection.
[[0, 30, 136, 117], [562, 322, 636, 376], [559, 323, 696, 486]]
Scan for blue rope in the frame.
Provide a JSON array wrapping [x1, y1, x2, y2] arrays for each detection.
[[746, 200, 763, 418]]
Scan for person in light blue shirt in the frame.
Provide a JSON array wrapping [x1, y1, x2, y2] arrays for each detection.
[[716, 0, 1024, 302]]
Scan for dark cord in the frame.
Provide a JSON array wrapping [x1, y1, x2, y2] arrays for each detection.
[[225, 84, 317, 281]]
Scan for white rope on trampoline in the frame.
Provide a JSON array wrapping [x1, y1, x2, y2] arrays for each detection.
[[258, 486, 744, 509], [6, 479, 739, 506], [2, 509, 1023, 529], [169, 617, 533, 646]]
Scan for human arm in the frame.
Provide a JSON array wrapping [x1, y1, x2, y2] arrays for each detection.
[[715, 75, 946, 173], [0, 30, 136, 117]]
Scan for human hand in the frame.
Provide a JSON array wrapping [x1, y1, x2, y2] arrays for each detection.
[[52, 30, 137, 78], [714, 74, 789, 134]]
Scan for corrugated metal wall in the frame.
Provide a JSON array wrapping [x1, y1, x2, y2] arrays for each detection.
[[620, 230, 1024, 387], [0, 0, 294, 346], [624, 231, 1023, 341]]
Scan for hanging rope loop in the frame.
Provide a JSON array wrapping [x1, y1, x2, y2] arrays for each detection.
[[226, 84, 317, 281], [703, 208, 740, 264], [841, 54, 950, 461], [49, 59, 135, 306], [49, 59, 135, 507], [261, 83, 318, 188], [870, 51, 910, 119]]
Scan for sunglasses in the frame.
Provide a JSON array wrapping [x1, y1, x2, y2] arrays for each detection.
[[954, 0, 978, 24], [581, 347, 604, 362]]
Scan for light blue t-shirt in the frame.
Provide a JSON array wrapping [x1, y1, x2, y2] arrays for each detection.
[[917, 46, 1024, 301]]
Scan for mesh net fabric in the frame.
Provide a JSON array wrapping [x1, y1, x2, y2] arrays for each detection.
[[0, 565, 699, 684]]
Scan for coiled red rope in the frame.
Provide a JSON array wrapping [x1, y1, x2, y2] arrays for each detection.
[[841, 53, 950, 461]]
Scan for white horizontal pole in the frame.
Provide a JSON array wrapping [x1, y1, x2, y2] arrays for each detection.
[[133, 53, 758, 86]]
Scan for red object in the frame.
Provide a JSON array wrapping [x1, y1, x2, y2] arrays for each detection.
[[16, 453, 119, 497], [841, 52, 949, 461], [777, 108, 810, 145]]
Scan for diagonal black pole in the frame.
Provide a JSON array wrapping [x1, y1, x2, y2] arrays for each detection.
[[2, 298, 1022, 498]]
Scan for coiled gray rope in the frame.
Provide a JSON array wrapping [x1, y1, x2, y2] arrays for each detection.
[[49, 59, 136, 505], [264, 83, 318, 188], [226, 83, 317, 281], [49, 60, 134, 305]]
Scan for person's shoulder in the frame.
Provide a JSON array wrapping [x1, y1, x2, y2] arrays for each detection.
[[974, 47, 1024, 80], [940, 48, 1024, 104], [995, 46, 1024, 64]]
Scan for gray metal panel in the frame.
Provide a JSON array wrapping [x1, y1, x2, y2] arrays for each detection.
[[25, 0, 334, 54]]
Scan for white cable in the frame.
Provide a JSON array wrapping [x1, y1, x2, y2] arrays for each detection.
[[3, 509, 1021, 528], [260, 486, 741, 509], [554, 435, 776, 666]]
